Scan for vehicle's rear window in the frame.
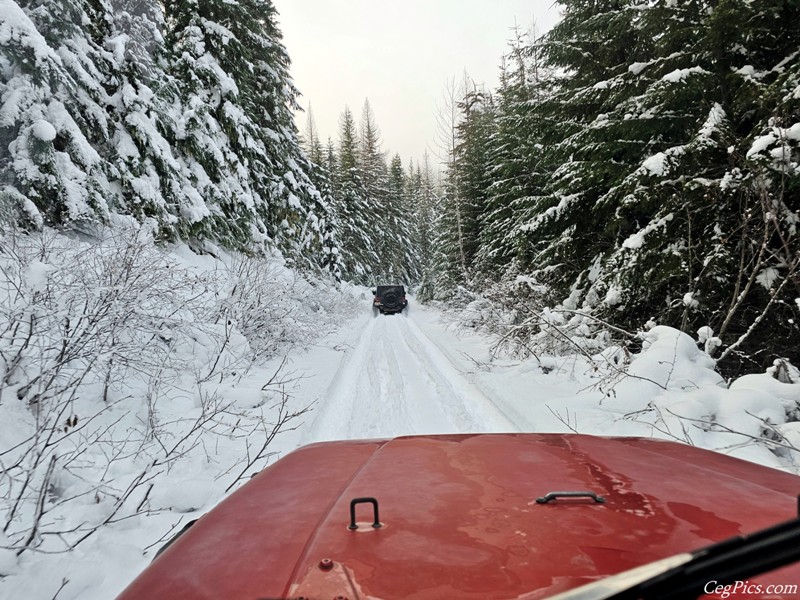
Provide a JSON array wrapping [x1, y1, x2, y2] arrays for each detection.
[[376, 286, 405, 295]]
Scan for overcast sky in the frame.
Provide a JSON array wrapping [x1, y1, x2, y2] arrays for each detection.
[[272, 1, 562, 166]]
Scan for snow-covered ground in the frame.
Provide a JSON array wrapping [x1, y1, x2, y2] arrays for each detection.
[[1, 228, 799, 600], [293, 302, 800, 473]]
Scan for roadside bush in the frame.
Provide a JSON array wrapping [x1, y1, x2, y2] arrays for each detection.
[[0, 225, 333, 560]]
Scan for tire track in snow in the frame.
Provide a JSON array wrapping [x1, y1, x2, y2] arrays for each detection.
[[298, 313, 378, 443], [300, 309, 519, 445], [396, 315, 520, 432]]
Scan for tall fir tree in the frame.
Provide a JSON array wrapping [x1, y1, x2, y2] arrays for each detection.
[[1, 0, 112, 228], [164, 0, 326, 256], [299, 107, 339, 278], [301, 104, 324, 166], [334, 105, 373, 282], [410, 154, 441, 301], [2, 0, 339, 275], [442, 85, 495, 285], [477, 27, 553, 281], [358, 100, 416, 282], [358, 99, 387, 204], [106, 0, 185, 237]]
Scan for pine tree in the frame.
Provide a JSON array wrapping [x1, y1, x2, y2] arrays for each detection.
[[387, 154, 405, 207], [410, 154, 440, 301], [358, 99, 387, 204], [300, 109, 339, 279], [385, 153, 407, 278], [106, 0, 186, 239], [615, 0, 800, 370], [160, 0, 330, 263], [358, 100, 417, 282], [515, 0, 651, 296], [338, 106, 358, 175], [357, 99, 390, 279], [481, 0, 800, 372], [581, 0, 800, 371], [324, 136, 338, 191], [301, 103, 324, 166], [384, 153, 418, 282], [165, 0, 271, 244], [477, 27, 553, 281], [449, 85, 495, 282], [2, 0, 337, 274], [334, 106, 373, 282], [306, 162, 341, 280], [1, 0, 112, 228]]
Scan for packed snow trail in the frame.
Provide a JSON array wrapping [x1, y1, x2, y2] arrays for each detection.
[[299, 307, 520, 444]]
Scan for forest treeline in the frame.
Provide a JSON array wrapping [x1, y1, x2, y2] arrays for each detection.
[[424, 0, 800, 376], [299, 100, 434, 284], [1, 0, 341, 272], [1, 0, 798, 375]]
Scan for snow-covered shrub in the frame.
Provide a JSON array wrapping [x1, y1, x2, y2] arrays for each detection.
[[448, 281, 800, 469], [597, 327, 800, 469], [0, 227, 221, 555], [215, 252, 355, 368], [450, 276, 627, 361], [0, 224, 345, 561]]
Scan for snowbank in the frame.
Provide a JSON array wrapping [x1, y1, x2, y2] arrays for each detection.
[[443, 294, 800, 474]]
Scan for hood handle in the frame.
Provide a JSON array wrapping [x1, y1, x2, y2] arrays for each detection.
[[348, 497, 382, 530], [536, 491, 606, 504]]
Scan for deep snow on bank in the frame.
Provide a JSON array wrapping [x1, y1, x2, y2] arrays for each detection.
[[0, 228, 798, 600]]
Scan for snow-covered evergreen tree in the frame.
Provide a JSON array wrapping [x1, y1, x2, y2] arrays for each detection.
[[357, 100, 417, 282], [333, 106, 373, 282], [1, 0, 111, 228], [575, 0, 800, 371], [164, 0, 255, 243], [2, 0, 335, 272], [477, 29, 553, 281], [301, 104, 324, 166], [358, 99, 387, 204], [453, 0, 800, 372], [383, 152, 418, 282], [164, 0, 329, 260], [409, 154, 440, 301], [106, 0, 186, 238], [433, 85, 494, 291], [300, 108, 340, 279], [514, 0, 651, 295]]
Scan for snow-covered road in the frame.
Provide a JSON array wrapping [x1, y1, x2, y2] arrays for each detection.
[[286, 299, 799, 482], [284, 299, 631, 451], [3, 293, 798, 600], [299, 308, 519, 444]]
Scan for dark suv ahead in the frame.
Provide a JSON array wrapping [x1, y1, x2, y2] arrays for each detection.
[[372, 285, 408, 315]]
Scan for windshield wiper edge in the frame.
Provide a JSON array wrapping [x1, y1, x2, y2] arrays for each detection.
[[546, 516, 800, 600]]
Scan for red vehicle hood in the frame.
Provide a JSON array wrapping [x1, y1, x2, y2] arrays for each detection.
[[117, 434, 800, 599]]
